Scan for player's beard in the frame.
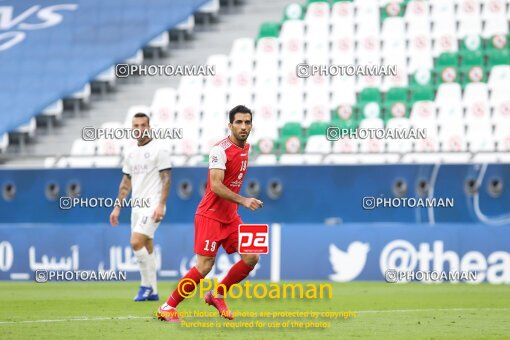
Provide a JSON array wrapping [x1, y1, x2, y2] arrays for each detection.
[[236, 131, 249, 142]]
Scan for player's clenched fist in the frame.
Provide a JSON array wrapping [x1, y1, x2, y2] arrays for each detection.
[[110, 207, 120, 226], [242, 198, 264, 211]]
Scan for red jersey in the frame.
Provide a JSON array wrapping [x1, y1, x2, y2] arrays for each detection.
[[196, 137, 250, 223]]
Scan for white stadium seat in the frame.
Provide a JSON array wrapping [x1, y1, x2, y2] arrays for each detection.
[[488, 65, 510, 91], [14, 117, 36, 138], [386, 118, 413, 153], [279, 154, 307, 165], [41, 100, 64, 122], [255, 154, 277, 165], [331, 1, 354, 27], [305, 135, 332, 154], [439, 123, 467, 152], [151, 88, 176, 128], [405, 1, 430, 27], [175, 15, 195, 34], [407, 28, 434, 72], [147, 31, 169, 50], [467, 123, 495, 152], [280, 21, 305, 64], [230, 38, 255, 67], [436, 83, 463, 123], [252, 99, 279, 137], [123, 49, 143, 65], [495, 120, 510, 152], [0, 133, 8, 153], [359, 118, 385, 153], [456, 0, 482, 38], [482, 0, 508, 37], [198, 0, 220, 15], [381, 18, 406, 66]]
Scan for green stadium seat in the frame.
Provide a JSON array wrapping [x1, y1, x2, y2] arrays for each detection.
[[278, 135, 304, 154], [307, 0, 329, 4], [280, 122, 303, 137], [410, 69, 433, 87], [380, 2, 404, 20], [460, 35, 484, 52], [253, 138, 277, 154], [282, 3, 305, 21], [383, 87, 409, 119], [460, 66, 487, 86], [460, 51, 484, 67], [358, 87, 382, 103], [257, 22, 280, 41], [355, 88, 382, 119], [410, 85, 435, 103], [383, 102, 409, 120], [434, 53, 460, 84], [459, 51, 486, 86], [385, 87, 408, 103], [331, 117, 359, 131], [307, 122, 330, 136], [486, 49, 510, 68], [357, 102, 382, 119], [331, 105, 358, 131], [485, 33, 508, 51], [436, 52, 459, 67]]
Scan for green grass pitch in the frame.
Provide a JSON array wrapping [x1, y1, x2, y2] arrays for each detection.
[[0, 281, 509, 339]]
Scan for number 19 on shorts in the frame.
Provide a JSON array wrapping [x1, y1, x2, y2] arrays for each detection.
[[203, 240, 217, 252], [238, 224, 269, 254]]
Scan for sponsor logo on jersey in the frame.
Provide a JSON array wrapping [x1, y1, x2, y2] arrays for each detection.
[[229, 179, 243, 188], [132, 164, 149, 174]]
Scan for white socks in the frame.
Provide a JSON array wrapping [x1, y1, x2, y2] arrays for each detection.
[[134, 247, 150, 288], [147, 251, 158, 295]]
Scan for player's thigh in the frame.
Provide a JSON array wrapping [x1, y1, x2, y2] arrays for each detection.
[[222, 216, 243, 254], [131, 208, 160, 241], [194, 215, 223, 257]]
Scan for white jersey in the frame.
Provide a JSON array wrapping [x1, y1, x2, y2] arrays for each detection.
[[122, 139, 172, 210]]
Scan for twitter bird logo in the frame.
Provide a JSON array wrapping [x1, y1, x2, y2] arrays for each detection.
[[329, 241, 370, 282]]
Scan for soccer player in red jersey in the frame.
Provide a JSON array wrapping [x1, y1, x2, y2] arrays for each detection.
[[157, 105, 263, 322]]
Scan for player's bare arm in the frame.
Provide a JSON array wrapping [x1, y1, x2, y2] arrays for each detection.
[[152, 169, 171, 222], [209, 168, 262, 211], [109, 174, 131, 226]]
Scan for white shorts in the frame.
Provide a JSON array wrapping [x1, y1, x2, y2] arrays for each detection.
[[131, 207, 164, 239]]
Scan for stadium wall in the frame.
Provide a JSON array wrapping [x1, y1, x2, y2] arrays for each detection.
[[0, 223, 508, 283], [0, 165, 509, 223]]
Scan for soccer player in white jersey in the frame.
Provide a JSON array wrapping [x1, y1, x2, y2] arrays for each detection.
[[109, 113, 172, 301]]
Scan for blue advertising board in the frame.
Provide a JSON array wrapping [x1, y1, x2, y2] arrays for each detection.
[[1, 223, 508, 284]]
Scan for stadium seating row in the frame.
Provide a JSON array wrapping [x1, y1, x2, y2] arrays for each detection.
[[47, 0, 510, 166], [1, 0, 220, 154]]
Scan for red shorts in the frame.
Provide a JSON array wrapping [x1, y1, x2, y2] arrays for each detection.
[[194, 214, 243, 257]]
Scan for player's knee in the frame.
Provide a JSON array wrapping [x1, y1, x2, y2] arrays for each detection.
[[196, 257, 215, 276], [242, 254, 259, 267], [130, 238, 144, 251]]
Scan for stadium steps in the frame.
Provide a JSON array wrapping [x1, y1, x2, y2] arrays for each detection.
[[2, 0, 292, 168]]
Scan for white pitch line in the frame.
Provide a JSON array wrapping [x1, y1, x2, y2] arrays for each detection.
[[358, 307, 510, 314], [0, 316, 151, 325], [0, 308, 508, 325]]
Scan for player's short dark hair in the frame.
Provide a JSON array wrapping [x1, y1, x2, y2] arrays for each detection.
[[133, 112, 150, 124], [229, 105, 252, 123]]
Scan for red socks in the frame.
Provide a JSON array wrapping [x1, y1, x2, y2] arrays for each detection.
[[166, 260, 254, 306], [217, 260, 254, 296], [166, 266, 203, 308]]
